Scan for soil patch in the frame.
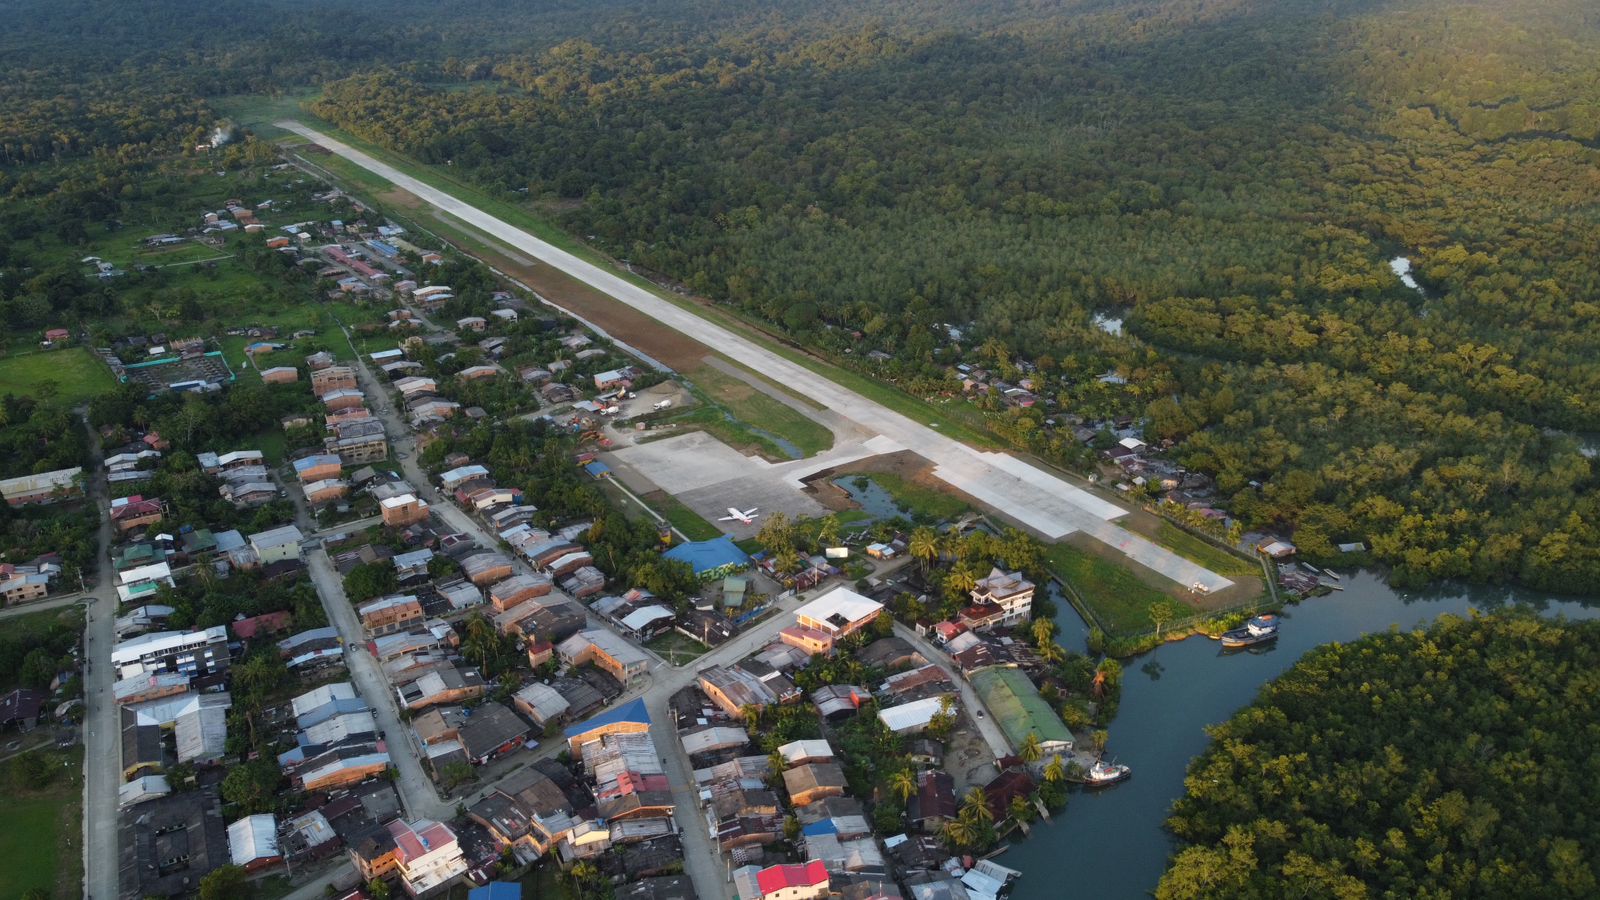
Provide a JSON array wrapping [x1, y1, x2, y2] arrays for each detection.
[[431, 229, 712, 372]]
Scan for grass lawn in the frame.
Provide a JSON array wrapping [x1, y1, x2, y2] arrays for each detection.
[[656, 406, 795, 461], [1045, 540, 1175, 636], [1152, 521, 1261, 577], [0, 747, 85, 900], [644, 490, 723, 542], [646, 629, 709, 666], [687, 366, 834, 457], [0, 347, 116, 404], [269, 114, 1001, 449], [860, 472, 971, 522]]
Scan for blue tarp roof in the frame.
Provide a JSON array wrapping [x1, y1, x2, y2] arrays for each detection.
[[801, 820, 838, 837], [663, 536, 750, 576], [563, 697, 650, 739], [469, 885, 521, 900], [584, 461, 611, 478]]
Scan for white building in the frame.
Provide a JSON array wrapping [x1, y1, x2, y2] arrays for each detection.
[[389, 818, 469, 896], [110, 626, 230, 679]]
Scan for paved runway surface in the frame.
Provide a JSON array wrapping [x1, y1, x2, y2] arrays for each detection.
[[280, 121, 1232, 593]]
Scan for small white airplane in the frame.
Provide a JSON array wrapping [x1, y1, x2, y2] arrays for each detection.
[[719, 507, 760, 525]]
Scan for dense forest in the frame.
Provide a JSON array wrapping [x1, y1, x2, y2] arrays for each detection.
[[1157, 614, 1600, 898], [4, 0, 1600, 590]]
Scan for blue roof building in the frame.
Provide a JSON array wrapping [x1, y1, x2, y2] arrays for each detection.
[[562, 697, 651, 751], [469, 884, 521, 900], [663, 536, 750, 578]]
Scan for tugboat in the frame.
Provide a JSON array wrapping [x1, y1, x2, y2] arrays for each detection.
[[1083, 758, 1132, 788], [1220, 614, 1280, 649]]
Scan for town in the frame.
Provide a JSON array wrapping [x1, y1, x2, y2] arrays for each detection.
[[0, 167, 1140, 900]]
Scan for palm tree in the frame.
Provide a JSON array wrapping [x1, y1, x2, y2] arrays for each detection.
[[1008, 793, 1034, 825], [942, 817, 976, 849], [1019, 732, 1042, 764], [909, 527, 939, 577], [1031, 617, 1056, 649], [1043, 756, 1065, 784], [740, 704, 764, 726], [889, 769, 917, 804], [960, 787, 993, 825], [818, 514, 841, 548], [945, 563, 978, 598]]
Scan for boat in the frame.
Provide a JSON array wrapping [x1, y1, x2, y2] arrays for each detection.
[[1220, 614, 1280, 649], [1083, 758, 1131, 787]]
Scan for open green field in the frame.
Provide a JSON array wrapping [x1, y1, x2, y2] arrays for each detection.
[[0, 347, 116, 403], [0, 747, 85, 900], [211, 92, 320, 139], [1151, 521, 1261, 578], [646, 629, 709, 666], [643, 490, 723, 542], [688, 366, 834, 458], [267, 115, 1001, 449], [1045, 540, 1175, 636]]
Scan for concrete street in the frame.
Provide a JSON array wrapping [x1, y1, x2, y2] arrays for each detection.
[[78, 416, 121, 900], [894, 622, 1012, 759], [302, 548, 452, 820], [277, 121, 1233, 595]]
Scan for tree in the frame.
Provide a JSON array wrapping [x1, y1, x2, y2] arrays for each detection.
[[1019, 732, 1042, 764], [909, 526, 939, 577], [960, 787, 993, 825], [1008, 793, 1034, 824], [221, 759, 281, 813], [343, 561, 396, 603], [1148, 600, 1180, 639], [199, 866, 253, 900], [1044, 756, 1066, 784], [889, 769, 917, 803], [366, 878, 391, 900], [817, 514, 841, 548], [1030, 617, 1055, 650]]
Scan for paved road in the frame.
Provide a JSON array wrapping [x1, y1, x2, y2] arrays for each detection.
[[278, 121, 1232, 594], [894, 623, 1012, 759], [303, 547, 452, 821], [79, 416, 121, 900]]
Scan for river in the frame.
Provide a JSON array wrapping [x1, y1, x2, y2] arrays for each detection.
[[1004, 569, 1600, 898]]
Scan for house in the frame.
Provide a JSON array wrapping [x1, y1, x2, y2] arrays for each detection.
[[680, 725, 750, 760], [261, 366, 299, 384], [811, 684, 868, 720], [967, 568, 1035, 629], [111, 626, 230, 679], [43, 327, 71, 344], [293, 454, 343, 484], [439, 464, 490, 491], [778, 626, 835, 657], [776, 739, 835, 769], [359, 595, 424, 637], [389, 819, 470, 896], [460, 552, 515, 586], [228, 814, 283, 873], [457, 701, 532, 765], [697, 665, 788, 719], [0, 467, 84, 506], [563, 697, 651, 754], [395, 376, 438, 397], [593, 369, 631, 391], [793, 588, 883, 640], [222, 480, 277, 508], [322, 388, 367, 412], [396, 662, 487, 711], [878, 696, 950, 734], [0, 573, 51, 604], [250, 525, 304, 565], [557, 630, 650, 685], [908, 771, 956, 832], [0, 688, 47, 731], [231, 611, 292, 641], [303, 478, 350, 505], [457, 365, 501, 382], [468, 767, 580, 860], [121, 789, 232, 900], [110, 493, 166, 528], [733, 861, 830, 900], [393, 549, 435, 582], [457, 316, 488, 332], [512, 683, 571, 728], [782, 763, 848, 807], [857, 637, 923, 671], [490, 574, 553, 612]]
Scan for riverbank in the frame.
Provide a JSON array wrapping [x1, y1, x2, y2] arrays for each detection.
[[1021, 569, 1600, 899]]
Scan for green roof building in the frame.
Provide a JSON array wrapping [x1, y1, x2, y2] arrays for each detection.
[[970, 667, 1074, 754]]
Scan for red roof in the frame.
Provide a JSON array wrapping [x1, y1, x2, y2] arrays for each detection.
[[232, 611, 293, 639], [388, 819, 456, 864], [756, 861, 828, 895]]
